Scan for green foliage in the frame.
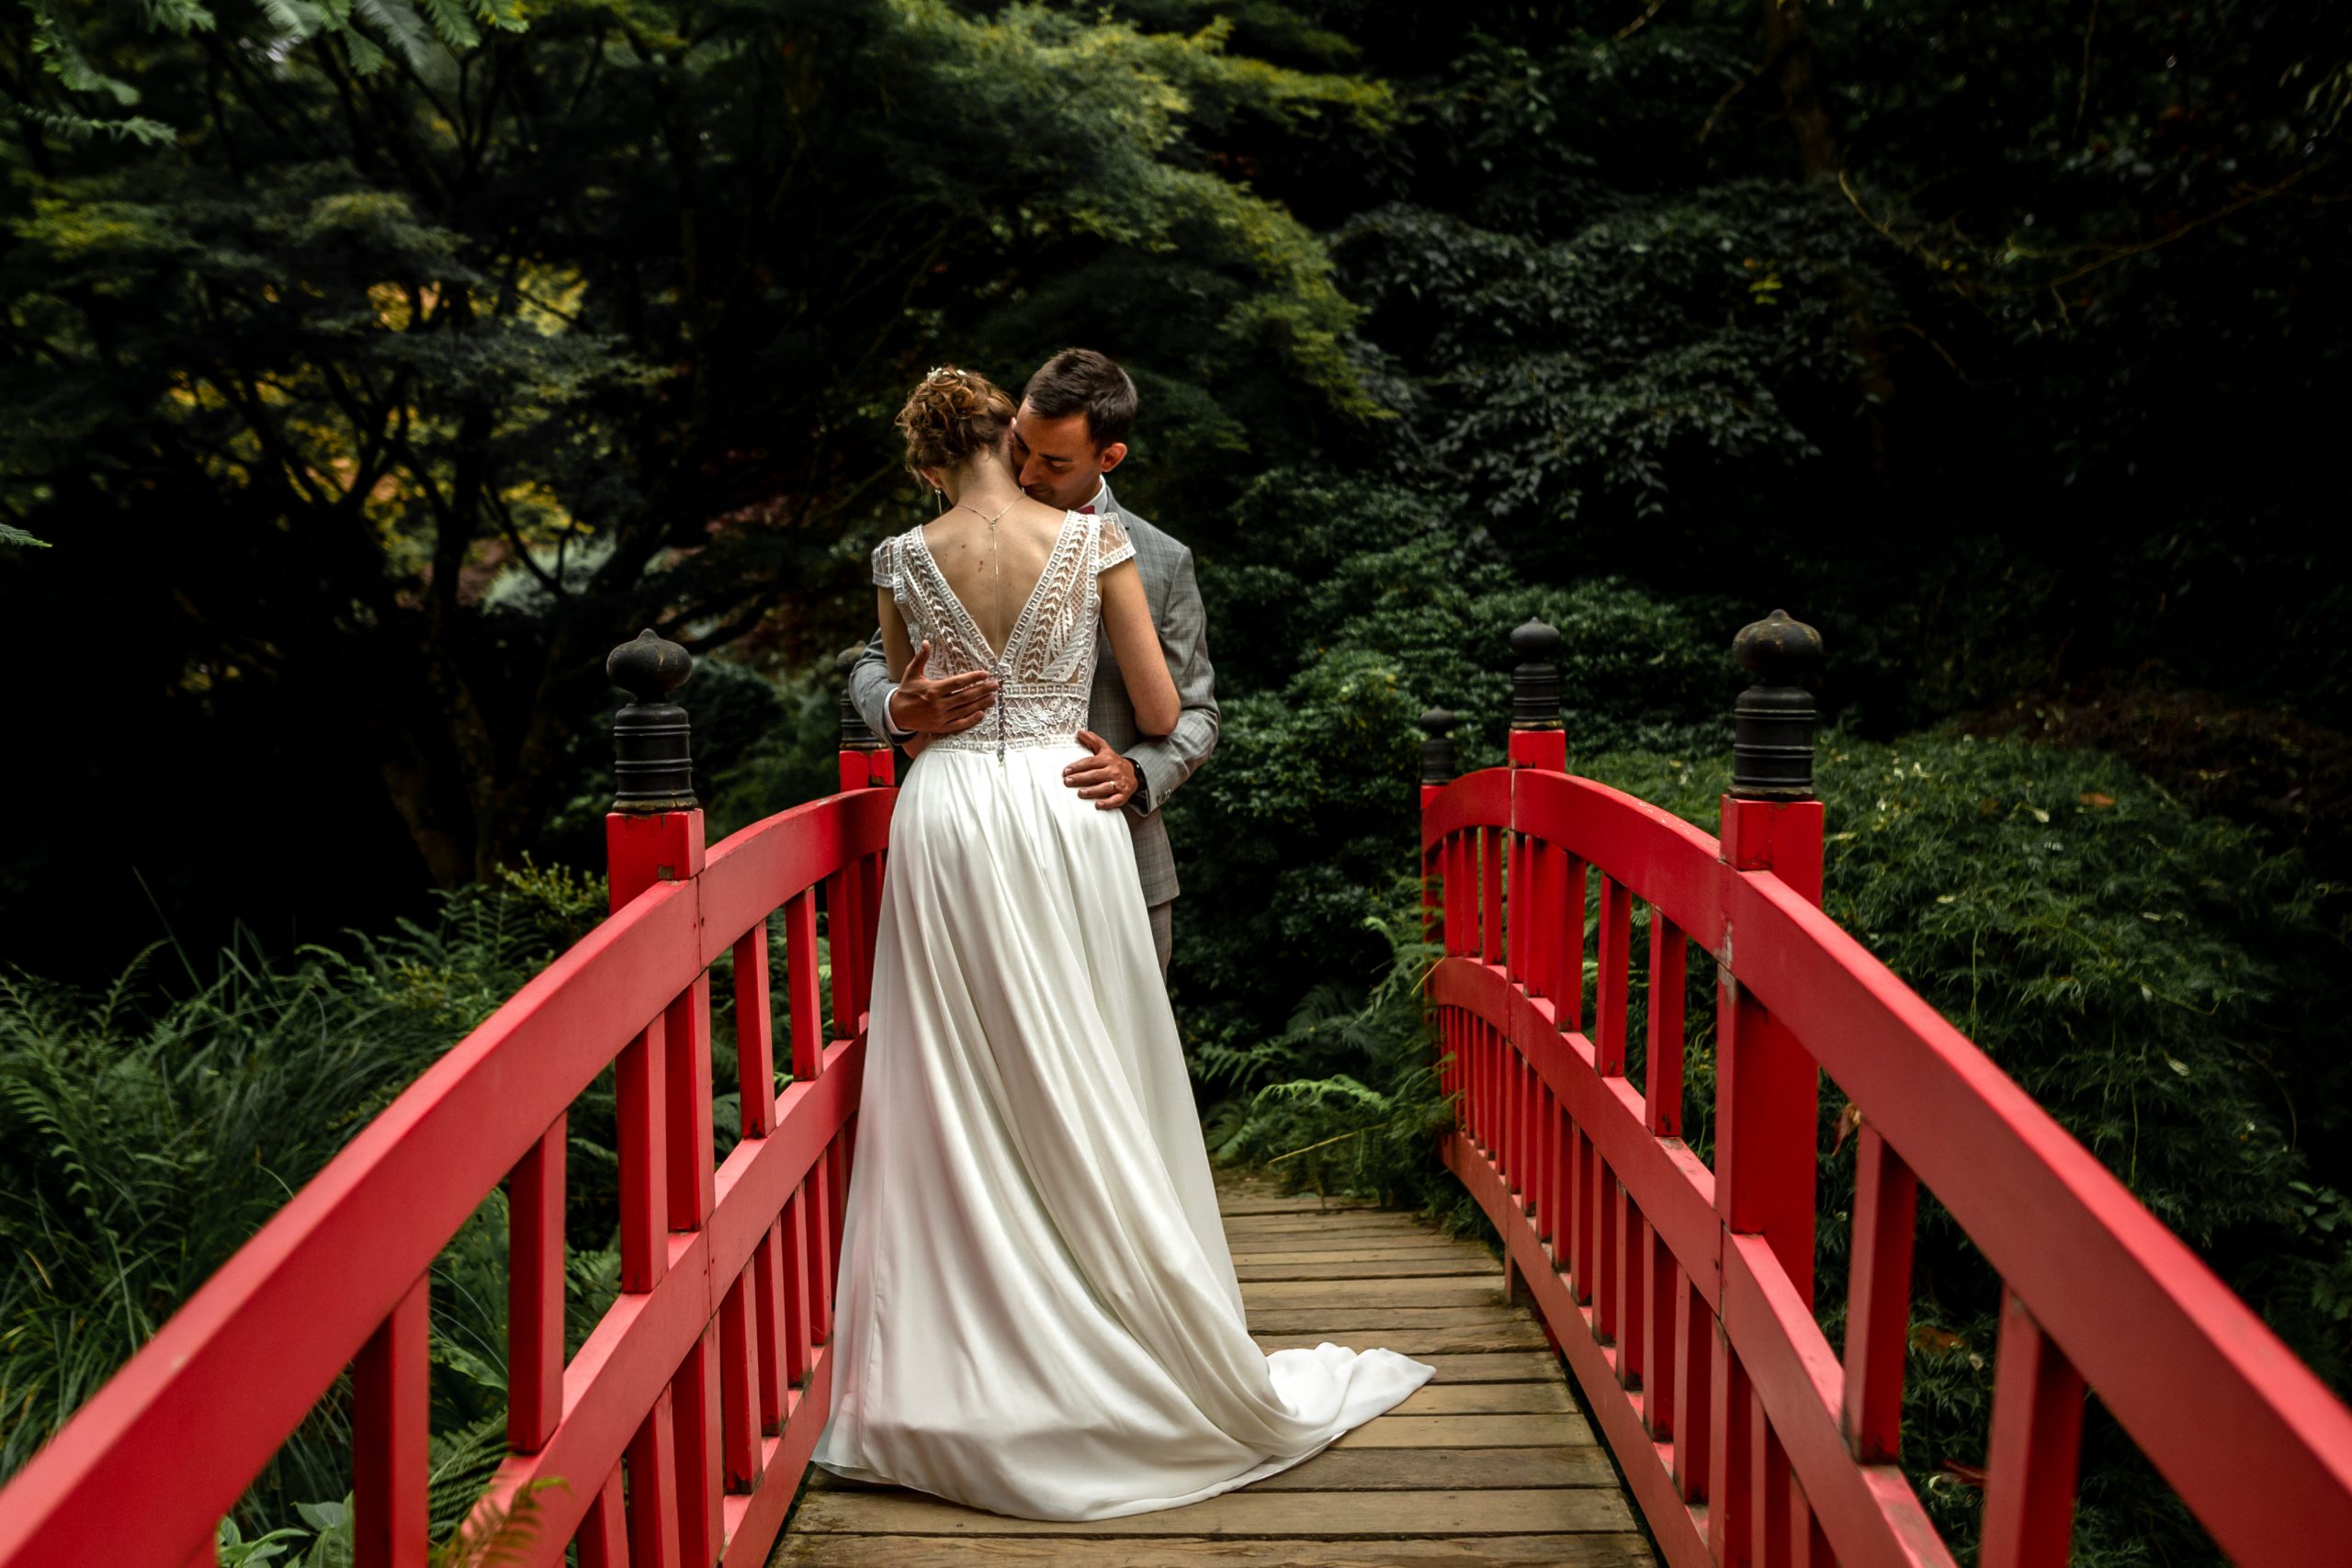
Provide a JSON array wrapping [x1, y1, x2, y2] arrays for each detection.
[[1174, 486, 1734, 1055], [1, 0, 1400, 909], [0, 865, 607, 1532]]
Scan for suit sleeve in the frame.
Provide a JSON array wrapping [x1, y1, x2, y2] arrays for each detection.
[[845, 625, 899, 742], [1124, 543, 1218, 818]]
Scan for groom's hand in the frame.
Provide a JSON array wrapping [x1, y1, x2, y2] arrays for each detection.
[[890, 640, 998, 734], [1063, 729, 1138, 809]]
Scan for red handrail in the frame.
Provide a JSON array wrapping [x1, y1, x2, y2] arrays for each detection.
[[0, 770, 894, 1568], [1422, 742, 2352, 1568]]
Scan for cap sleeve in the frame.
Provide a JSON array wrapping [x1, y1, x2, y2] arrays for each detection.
[[1094, 513, 1136, 573], [871, 536, 898, 590]]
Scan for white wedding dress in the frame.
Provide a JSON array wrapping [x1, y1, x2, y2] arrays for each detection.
[[808, 507, 1433, 1520]]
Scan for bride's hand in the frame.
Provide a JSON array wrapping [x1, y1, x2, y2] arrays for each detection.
[[889, 640, 999, 734]]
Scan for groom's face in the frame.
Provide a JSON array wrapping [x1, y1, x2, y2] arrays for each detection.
[[1012, 401, 1125, 512]]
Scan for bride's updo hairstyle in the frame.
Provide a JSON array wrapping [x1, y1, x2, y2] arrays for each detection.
[[897, 366, 1016, 481]]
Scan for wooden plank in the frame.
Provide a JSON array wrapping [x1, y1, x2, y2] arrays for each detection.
[[1235, 1258, 1493, 1282], [776, 1532, 1658, 1565], [1399, 1351, 1561, 1383], [1247, 1305, 1532, 1332], [1242, 1445, 1619, 1491], [1219, 1214, 1433, 1236], [1255, 1323, 1550, 1356], [1216, 1198, 1383, 1217], [1243, 1279, 1505, 1309], [1332, 1415, 1596, 1450], [791, 1487, 1632, 1536], [1252, 1328, 1548, 1357], [1227, 1238, 1497, 1261], [1393, 1382, 1575, 1416]]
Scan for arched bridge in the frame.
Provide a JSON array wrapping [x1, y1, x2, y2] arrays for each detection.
[[1, 615, 2346, 1568]]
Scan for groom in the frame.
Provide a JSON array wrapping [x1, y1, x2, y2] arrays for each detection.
[[846, 348, 1220, 976]]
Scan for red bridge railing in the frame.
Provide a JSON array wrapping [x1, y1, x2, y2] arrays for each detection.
[[1419, 613, 2352, 1568], [0, 632, 898, 1568]]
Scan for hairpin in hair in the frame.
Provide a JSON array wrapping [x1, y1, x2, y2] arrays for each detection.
[[924, 366, 967, 383]]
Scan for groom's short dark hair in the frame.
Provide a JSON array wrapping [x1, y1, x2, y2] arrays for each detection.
[[1023, 348, 1137, 450]]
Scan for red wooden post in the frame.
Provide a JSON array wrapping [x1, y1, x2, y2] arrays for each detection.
[[616, 1012, 669, 1293], [754, 1221, 790, 1429], [1645, 1228, 1677, 1438], [1478, 826, 1503, 965], [784, 891, 823, 1082], [1844, 1124, 1919, 1461], [1645, 918, 1687, 1136], [1675, 1273, 1712, 1505], [1707, 1327, 1753, 1566], [1593, 1163, 1620, 1342], [827, 863, 865, 1043], [720, 1267, 762, 1491], [1716, 610, 1827, 1310], [804, 1161, 834, 1343], [626, 1388, 682, 1568], [506, 1115, 566, 1453], [1614, 1199, 1644, 1389], [353, 1276, 430, 1568], [1753, 1400, 1792, 1568], [734, 924, 776, 1137], [673, 1325, 721, 1568], [1981, 1290, 2088, 1568], [780, 1192, 813, 1387], [575, 1470, 628, 1568], [1594, 877, 1632, 1075]]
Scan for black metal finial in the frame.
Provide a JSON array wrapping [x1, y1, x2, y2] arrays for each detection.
[[1419, 708, 1459, 785], [1731, 609, 1823, 801], [1510, 617, 1564, 730], [608, 628, 696, 813], [837, 645, 887, 752]]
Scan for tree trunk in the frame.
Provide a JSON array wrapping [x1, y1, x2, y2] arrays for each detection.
[[1760, 0, 1840, 183]]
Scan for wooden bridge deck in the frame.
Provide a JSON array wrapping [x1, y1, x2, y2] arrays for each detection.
[[772, 1171, 1657, 1567]]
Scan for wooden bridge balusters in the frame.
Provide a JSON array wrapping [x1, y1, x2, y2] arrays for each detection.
[[1843, 1125, 1918, 1464], [352, 1276, 430, 1568], [506, 1117, 567, 1453], [1979, 1290, 2088, 1568], [575, 1472, 628, 1568], [1645, 919, 1687, 1138]]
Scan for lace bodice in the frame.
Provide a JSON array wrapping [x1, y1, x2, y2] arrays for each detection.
[[872, 510, 1136, 758]]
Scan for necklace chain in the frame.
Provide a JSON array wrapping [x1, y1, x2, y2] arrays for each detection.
[[949, 496, 1021, 759]]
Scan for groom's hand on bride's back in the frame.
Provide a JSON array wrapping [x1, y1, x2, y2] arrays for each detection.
[[889, 639, 1000, 734]]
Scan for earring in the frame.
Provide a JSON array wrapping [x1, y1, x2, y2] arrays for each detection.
[[932, 486, 945, 514]]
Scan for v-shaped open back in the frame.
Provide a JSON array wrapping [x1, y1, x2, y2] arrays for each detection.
[[909, 508, 1080, 669], [873, 508, 1136, 757]]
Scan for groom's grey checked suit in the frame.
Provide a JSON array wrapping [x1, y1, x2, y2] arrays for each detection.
[[847, 482, 1219, 972]]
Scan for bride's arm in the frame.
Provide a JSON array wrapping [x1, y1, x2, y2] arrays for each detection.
[[1101, 559, 1179, 736]]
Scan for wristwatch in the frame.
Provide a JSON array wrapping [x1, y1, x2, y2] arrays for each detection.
[[1125, 755, 1153, 814]]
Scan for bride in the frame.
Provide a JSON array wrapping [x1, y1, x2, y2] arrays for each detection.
[[808, 366, 1433, 1520]]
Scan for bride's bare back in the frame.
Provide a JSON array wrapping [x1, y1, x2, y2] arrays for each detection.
[[919, 496, 1073, 660]]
